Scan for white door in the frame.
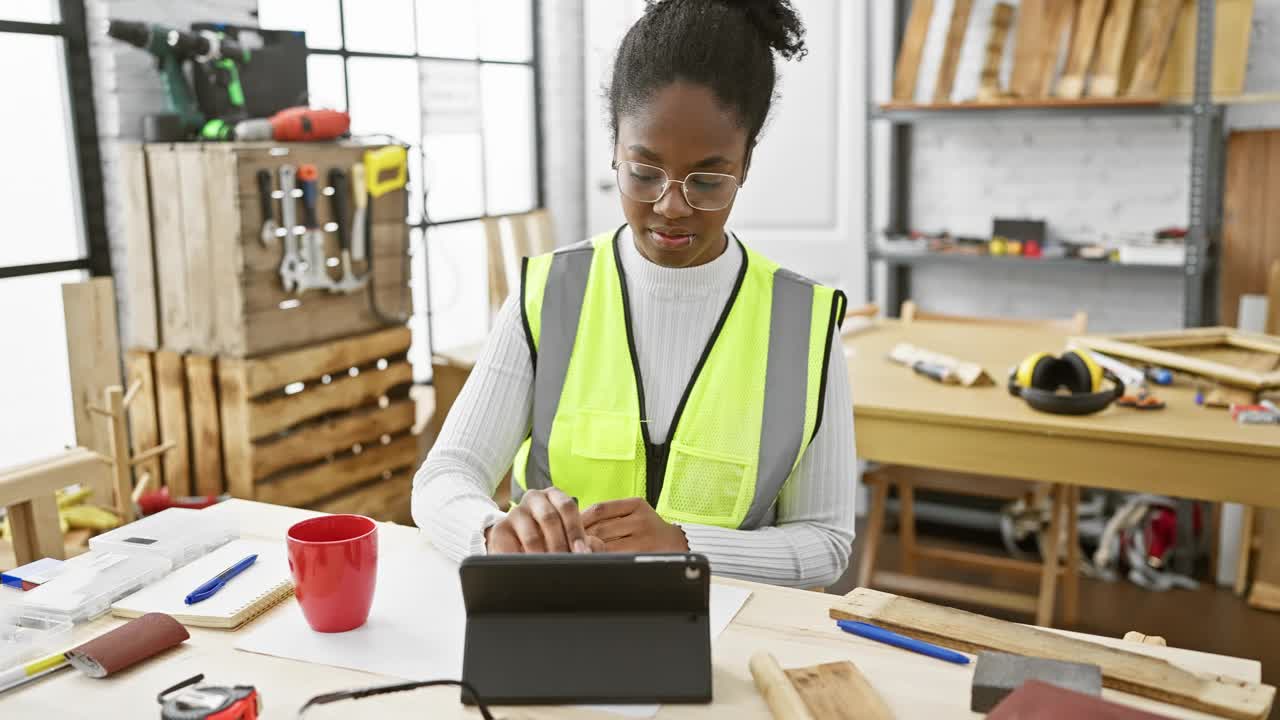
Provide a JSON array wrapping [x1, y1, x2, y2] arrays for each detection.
[[582, 0, 866, 299]]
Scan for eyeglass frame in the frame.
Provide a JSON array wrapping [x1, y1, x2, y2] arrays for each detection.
[[611, 160, 742, 211]]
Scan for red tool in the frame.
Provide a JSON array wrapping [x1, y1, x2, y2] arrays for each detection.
[[137, 487, 225, 516], [159, 674, 260, 720], [234, 106, 350, 142]]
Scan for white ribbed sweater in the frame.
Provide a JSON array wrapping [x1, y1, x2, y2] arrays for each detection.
[[410, 229, 857, 588]]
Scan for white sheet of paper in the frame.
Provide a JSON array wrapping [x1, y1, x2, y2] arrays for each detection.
[[235, 545, 752, 718]]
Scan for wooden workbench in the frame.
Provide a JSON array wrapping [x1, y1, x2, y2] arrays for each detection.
[[846, 321, 1280, 509], [0, 500, 1262, 718]]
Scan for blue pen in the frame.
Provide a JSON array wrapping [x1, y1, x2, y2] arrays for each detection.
[[836, 620, 970, 665], [185, 554, 258, 605]]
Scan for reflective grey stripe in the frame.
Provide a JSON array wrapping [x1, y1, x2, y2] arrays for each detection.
[[523, 246, 595, 491], [742, 268, 815, 529]]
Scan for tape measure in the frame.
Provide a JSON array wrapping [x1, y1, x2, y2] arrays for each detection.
[[158, 674, 260, 720]]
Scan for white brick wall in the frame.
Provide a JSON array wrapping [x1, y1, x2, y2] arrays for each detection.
[[538, 0, 587, 246], [901, 0, 1280, 330], [86, 0, 258, 347]]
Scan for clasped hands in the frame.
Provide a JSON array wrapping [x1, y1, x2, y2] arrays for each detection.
[[484, 488, 689, 554]]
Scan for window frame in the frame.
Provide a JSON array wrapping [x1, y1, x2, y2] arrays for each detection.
[[298, 0, 545, 358], [0, 0, 110, 281]]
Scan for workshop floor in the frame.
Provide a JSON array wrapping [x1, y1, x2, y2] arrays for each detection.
[[831, 520, 1280, 717]]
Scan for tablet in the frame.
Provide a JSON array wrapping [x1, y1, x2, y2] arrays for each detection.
[[460, 553, 712, 705]]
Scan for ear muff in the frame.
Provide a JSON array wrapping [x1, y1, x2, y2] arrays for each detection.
[[1063, 350, 1103, 392], [1007, 351, 1123, 416]]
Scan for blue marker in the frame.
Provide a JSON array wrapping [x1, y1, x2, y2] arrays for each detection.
[[185, 554, 258, 605], [836, 620, 970, 665]]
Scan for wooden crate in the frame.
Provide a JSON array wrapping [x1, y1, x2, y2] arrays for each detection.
[[123, 327, 417, 523], [218, 327, 418, 524], [121, 141, 412, 357]]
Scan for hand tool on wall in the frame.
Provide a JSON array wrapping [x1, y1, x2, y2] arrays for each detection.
[[277, 165, 303, 292], [328, 167, 367, 294], [233, 106, 351, 142], [350, 162, 369, 263], [257, 169, 278, 246], [361, 146, 413, 324], [295, 163, 335, 294]]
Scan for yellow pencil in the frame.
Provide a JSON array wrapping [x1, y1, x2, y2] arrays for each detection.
[[0, 652, 70, 694]]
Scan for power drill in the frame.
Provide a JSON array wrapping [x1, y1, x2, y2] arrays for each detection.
[[107, 19, 249, 142]]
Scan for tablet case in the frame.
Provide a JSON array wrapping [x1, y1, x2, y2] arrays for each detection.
[[460, 553, 712, 705]]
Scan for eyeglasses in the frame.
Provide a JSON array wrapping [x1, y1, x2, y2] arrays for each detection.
[[613, 160, 740, 212], [298, 679, 494, 719]]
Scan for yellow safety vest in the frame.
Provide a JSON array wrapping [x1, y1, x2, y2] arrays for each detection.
[[512, 227, 845, 530]]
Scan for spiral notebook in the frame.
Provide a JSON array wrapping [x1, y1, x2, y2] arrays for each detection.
[[111, 539, 294, 630]]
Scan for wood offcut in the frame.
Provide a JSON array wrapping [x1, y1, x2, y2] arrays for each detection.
[[749, 652, 893, 720], [830, 589, 1275, 720], [977, 3, 1015, 102], [893, 0, 935, 102], [932, 0, 974, 104]]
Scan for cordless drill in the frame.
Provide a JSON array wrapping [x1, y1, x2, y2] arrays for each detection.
[[107, 19, 248, 141]]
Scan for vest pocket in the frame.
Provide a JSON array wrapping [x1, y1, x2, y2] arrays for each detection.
[[663, 441, 749, 525], [572, 410, 638, 460]]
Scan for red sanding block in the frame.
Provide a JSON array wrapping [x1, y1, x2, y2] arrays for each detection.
[[988, 680, 1175, 719]]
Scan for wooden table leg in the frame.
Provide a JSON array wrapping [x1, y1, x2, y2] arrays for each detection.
[[1235, 505, 1257, 596], [857, 477, 890, 589], [1063, 485, 1081, 627], [900, 476, 918, 575], [1036, 484, 1065, 627]]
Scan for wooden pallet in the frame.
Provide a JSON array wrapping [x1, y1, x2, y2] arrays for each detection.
[[120, 141, 412, 357], [218, 326, 418, 524], [124, 327, 417, 523]]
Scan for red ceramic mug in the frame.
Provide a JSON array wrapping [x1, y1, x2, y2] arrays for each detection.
[[286, 514, 378, 633]]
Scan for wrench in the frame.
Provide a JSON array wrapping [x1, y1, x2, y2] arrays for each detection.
[[295, 163, 336, 294], [277, 165, 303, 292]]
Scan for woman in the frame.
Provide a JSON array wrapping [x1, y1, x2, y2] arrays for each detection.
[[412, 0, 856, 588]]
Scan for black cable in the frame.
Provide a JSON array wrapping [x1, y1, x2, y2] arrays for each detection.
[[297, 679, 495, 719]]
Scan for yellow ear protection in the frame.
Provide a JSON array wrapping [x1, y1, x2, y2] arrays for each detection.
[[1007, 350, 1123, 415]]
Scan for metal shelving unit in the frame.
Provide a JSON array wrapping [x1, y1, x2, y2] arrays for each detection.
[[864, 0, 1224, 327], [872, 251, 1186, 274]]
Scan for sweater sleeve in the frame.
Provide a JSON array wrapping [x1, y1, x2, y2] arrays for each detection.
[[679, 328, 857, 588], [410, 294, 530, 561]]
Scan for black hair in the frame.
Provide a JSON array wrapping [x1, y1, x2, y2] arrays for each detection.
[[607, 0, 807, 148]]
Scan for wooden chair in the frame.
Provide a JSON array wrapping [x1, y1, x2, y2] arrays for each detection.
[[858, 301, 1088, 627]]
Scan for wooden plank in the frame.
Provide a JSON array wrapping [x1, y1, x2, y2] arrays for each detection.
[[309, 469, 414, 524], [176, 146, 216, 353], [1035, 0, 1077, 97], [6, 496, 64, 566], [856, 477, 889, 590], [243, 326, 412, 396], [1159, 0, 1254, 99], [252, 399, 416, 480], [119, 143, 159, 349], [830, 589, 1276, 720], [1267, 260, 1280, 336], [913, 545, 1047, 576], [185, 355, 224, 497], [976, 3, 1015, 101], [749, 653, 814, 720], [1069, 335, 1273, 389], [145, 145, 193, 352], [892, 0, 935, 101], [124, 351, 163, 490], [240, 251, 406, 313], [880, 96, 1164, 111], [217, 358, 255, 500], [1089, 0, 1137, 96], [1036, 484, 1065, 627], [530, 209, 556, 255], [1055, 0, 1109, 98], [1009, 0, 1046, 98], [870, 571, 1038, 615], [485, 216, 507, 316], [1219, 134, 1271, 329], [61, 277, 122, 458], [0, 448, 106, 508], [238, 283, 410, 358], [1247, 509, 1280, 611], [247, 361, 414, 440], [255, 432, 418, 508], [205, 147, 245, 356], [785, 662, 894, 720], [932, 0, 974, 104], [103, 386, 135, 522], [1127, 0, 1181, 96], [153, 350, 192, 495]]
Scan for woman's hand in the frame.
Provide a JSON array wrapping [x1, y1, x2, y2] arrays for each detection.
[[485, 488, 605, 553], [582, 498, 690, 553]]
